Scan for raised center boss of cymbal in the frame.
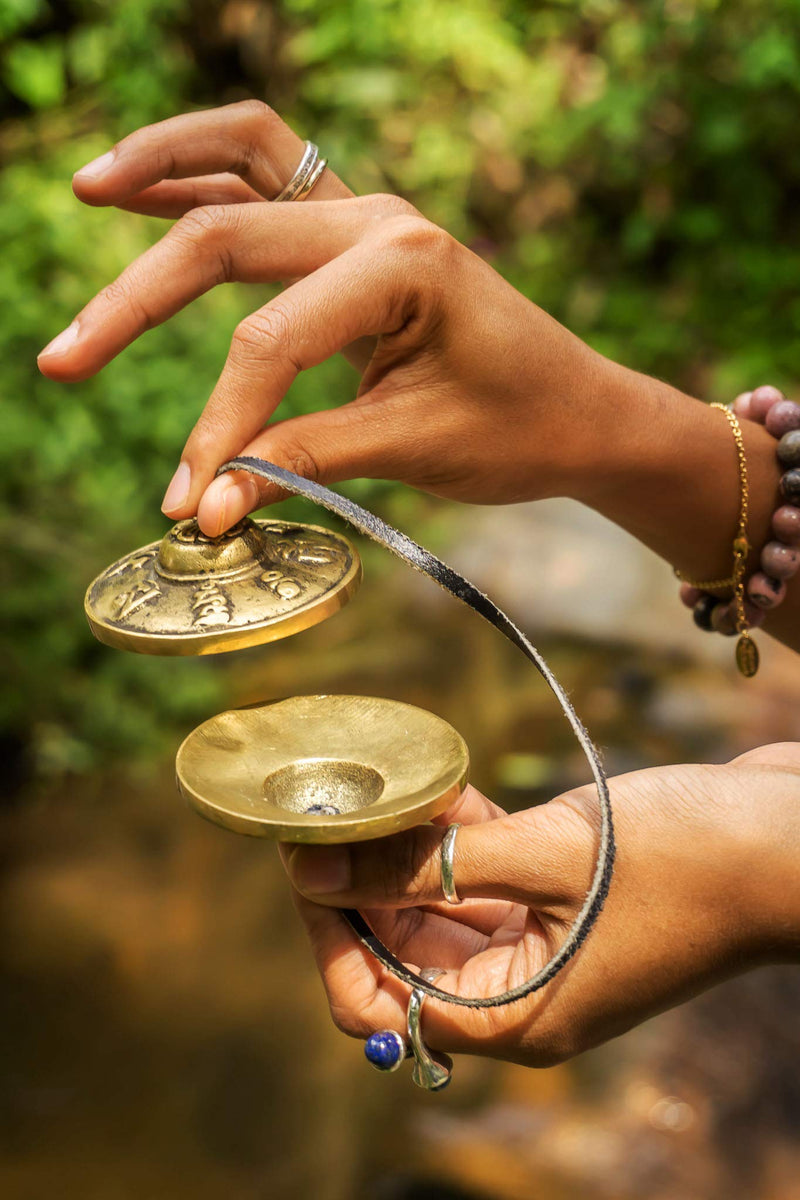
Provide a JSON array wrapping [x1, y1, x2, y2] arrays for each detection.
[[155, 518, 266, 581]]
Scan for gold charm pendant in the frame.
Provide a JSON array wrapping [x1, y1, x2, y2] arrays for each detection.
[[736, 634, 760, 678]]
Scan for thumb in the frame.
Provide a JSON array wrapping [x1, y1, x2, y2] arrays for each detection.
[[282, 794, 597, 911], [196, 401, 409, 535]]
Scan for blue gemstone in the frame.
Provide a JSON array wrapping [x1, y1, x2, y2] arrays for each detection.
[[364, 1031, 404, 1071]]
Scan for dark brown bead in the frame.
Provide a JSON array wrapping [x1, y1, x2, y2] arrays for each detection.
[[780, 469, 800, 505], [693, 594, 719, 631], [710, 600, 737, 636], [777, 430, 800, 468]]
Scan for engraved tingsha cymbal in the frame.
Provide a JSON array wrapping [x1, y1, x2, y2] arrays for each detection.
[[176, 694, 470, 843], [85, 517, 361, 655]]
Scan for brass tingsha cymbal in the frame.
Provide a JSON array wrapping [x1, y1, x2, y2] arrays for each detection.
[[85, 517, 361, 655], [176, 694, 470, 843]]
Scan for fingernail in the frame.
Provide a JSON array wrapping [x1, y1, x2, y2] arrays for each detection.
[[161, 462, 192, 514], [74, 150, 116, 180], [221, 478, 259, 527], [38, 321, 80, 360], [203, 475, 234, 536], [288, 846, 351, 895]]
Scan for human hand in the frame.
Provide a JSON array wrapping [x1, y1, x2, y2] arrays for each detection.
[[280, 744, 800, 1067], [37, 100, 795, 649], [36, 101, 628, 535]]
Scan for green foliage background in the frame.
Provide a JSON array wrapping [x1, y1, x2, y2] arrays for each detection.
[[3, 0, 800, 784]]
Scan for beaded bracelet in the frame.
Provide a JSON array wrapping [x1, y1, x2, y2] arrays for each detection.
[[678, 384, 800, 676]]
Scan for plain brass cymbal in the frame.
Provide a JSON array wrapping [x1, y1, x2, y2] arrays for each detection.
[[175, 694, 470, 843], [84, 516, 361, 656]]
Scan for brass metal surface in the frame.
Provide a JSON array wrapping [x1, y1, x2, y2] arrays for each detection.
[[85, 517, 361, 655], [176, 694, 470, 842]]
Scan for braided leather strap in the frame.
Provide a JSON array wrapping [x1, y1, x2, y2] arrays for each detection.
[[218, 458, 615, 1008]]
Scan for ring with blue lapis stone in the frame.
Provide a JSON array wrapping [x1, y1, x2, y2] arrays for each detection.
[[364, 1029, 407, 1073]]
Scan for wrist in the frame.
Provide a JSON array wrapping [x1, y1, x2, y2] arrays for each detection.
[[557, 358, 693, 507], [564, 359, 782, 584], [728, 753, 800, 964]]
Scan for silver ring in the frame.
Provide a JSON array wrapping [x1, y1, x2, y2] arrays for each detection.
[[273, 141, 328, 202], [440, 822, 461, 904], [408, 968, 452, 1091]]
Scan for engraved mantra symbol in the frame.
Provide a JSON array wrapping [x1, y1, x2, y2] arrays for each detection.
[[114, 578, 161, 620], [192, 579, 232, 627], [273, 538, 344, 567], [260, 570, 304, 600], [174, 519, 247, 545], [106, 551, 156, 580]]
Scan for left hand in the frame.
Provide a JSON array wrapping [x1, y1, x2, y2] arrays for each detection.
[[35, 102, 649, 534], [280, 745, 800, 1067]]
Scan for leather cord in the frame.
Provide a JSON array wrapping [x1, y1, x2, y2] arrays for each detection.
[[218, 458, 615, 1008]]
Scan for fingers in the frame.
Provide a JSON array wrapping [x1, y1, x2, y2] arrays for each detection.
[[287, 890, 469, 1046], [288, 888, 552, 1053], [429, 785, 507, 826], [365, 905, 491, 967], [37, 198, 408, 383], [161, 228, 423, 520], [283, 790, 597, 912], [730, 741, 800, 770], [71, 100, 352, 208], [196, 401, 410, 534], [120, 174, 265, 218], [278, 789, 518, 942]]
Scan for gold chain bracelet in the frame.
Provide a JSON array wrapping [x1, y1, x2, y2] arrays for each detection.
[[675, 403, 758, 677]]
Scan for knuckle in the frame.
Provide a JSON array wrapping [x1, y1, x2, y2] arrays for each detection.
[[188, 421, 229, 461], [231, 305, 292, 360], [233, 98, 277, 127], [226, 101, 281, 179], [274, 442, 319, 484], [363, 192, 418, 222], [98, 275, 130, 306], [99, 275, 152, 329], [328, 1001, 370, 1040], [383, 215, 452, 259], [172, 207, 238, 283], [174, 204, 229, 242], [381, 832, 435, 902]]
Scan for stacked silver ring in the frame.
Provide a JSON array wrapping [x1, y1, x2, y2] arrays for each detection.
[[273, 141, 328, 202]]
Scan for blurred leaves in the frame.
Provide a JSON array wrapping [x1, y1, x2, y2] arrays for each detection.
[[4, 36, 65, 107], [2, 0, 800, 780]]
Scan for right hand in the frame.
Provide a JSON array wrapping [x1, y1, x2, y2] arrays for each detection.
[[37, 100, 631, 535], [281, 742, 800, 1067]]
